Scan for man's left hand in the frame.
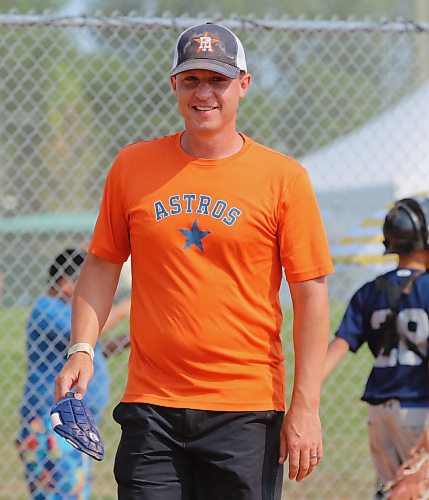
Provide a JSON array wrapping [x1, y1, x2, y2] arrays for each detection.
[[279, 406, 322, 482]]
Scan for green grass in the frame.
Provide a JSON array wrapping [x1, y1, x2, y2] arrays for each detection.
[[1, 307, 29, 499], [1, 303, 376, 499]]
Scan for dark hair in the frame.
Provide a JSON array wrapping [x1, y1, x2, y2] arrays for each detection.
[[48, 248, 86, 283]]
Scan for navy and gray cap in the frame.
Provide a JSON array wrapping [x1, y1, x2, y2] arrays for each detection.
[[171, 22, 247, 79]]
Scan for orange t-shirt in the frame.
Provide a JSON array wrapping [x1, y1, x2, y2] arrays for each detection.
[[89, 133, 333, 411]]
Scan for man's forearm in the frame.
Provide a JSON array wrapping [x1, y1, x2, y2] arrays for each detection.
[[71, 253, 123, 347], [55, 253, 123, 401], [289, 277, 330, 410], [280, 277, 329, 482]]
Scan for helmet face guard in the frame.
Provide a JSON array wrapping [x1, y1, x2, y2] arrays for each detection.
[[383, 197, 429, 255]]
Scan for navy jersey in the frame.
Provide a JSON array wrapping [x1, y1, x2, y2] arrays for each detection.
[[335, 269, 429, 403]]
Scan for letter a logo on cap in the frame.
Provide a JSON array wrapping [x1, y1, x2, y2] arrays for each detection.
[[194, 32, 219, 52], [171, 23, 247, 78]]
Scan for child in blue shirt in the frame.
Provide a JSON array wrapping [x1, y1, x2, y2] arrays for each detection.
[[16, 248, 130, 499]]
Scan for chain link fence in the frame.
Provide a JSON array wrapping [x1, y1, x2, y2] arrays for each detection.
[[1, 12, 429, 499]]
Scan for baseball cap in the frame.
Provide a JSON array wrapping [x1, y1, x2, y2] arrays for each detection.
[[171, 22, 247, 79]]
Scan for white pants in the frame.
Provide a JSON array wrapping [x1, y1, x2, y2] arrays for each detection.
[[368, 400, 429, 491]]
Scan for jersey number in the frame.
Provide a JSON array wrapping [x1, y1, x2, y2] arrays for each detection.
[[371, 308, 429, 367]]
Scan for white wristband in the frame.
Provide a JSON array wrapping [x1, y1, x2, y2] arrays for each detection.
[[67, 342, 95, 362]]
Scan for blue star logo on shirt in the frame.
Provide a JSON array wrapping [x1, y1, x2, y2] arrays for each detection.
[[178, 219, 210, 252]]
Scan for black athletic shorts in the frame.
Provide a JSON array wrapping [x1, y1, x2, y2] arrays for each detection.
[[113, 402, 284, 500]]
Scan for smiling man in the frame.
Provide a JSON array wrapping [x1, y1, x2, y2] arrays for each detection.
[[54, 22, 333, 500]]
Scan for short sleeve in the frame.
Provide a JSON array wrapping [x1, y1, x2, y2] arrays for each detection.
[[335, 290, 367, 352], [277, 167, 333, 282], [89, 153, 130, 263]]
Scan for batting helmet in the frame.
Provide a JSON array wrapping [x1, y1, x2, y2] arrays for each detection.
[[383, 196, 429, 255]]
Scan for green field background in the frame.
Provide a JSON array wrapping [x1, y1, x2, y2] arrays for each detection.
[[2, 303, 374, 499]]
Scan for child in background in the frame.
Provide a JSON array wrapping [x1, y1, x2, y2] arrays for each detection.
[[16, 248, 130, 499], [324, 197, 429, 499]]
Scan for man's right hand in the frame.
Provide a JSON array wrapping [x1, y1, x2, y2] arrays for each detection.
[[54, 352, 94, 402]]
